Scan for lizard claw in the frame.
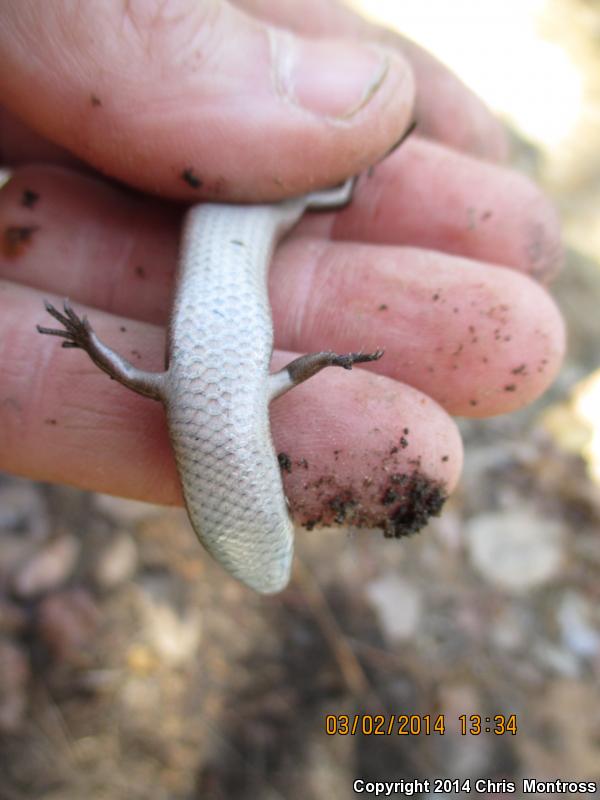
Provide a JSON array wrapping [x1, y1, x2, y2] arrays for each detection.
[[37, 299, 93, 351]]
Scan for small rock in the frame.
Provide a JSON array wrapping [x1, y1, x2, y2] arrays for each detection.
[[36, 588, 100, 664], [366, 574, 422, 641], [557, 591, 600, 659], [0, 638, 30, 732], [305, 734, 354, 799], [12, 534, 80, 598], [134, 572, 202, 666], [437, 684, 494, 775], [532, 640, 580, 677], [0, 479, 47, 537], [489, 604, 528, 651], [439, 682, 481, 718], [466, 510, 564, 591], [94, 494, 160, 524], [432, 508, 463, 551], [93, 531, 138, 590], [142, 603, 201, 667], [0, 481, 50, 590], [527, 679, 600, 778], [126, 643, 158, 675]]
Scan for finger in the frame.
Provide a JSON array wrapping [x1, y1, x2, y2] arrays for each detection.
[[0, 0, 414, 201], [269, 239, 566, 417], [0, 165, 180, 321], [0, 283, 462, 535], [233, 0, 508, 161], [0, 141, 562, 327], [0, 167, 565, 418], [299, 138, 564, 283]]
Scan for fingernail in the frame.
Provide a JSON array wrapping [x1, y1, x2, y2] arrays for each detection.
[[272, 32, 391, 120]]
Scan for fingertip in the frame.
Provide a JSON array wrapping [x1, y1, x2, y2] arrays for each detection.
[[327, 137, 564, 283], [459, 268, 566, 418], [270, 359, 463, 534], [233, 0, 509, 163]]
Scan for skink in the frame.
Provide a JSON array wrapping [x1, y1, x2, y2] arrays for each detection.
[[38, 178, 382, 594]]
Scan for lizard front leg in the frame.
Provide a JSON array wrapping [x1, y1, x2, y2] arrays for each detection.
[[37, 299, 166, 401]]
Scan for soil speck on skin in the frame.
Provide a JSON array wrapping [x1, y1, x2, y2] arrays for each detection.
[[2, 225, 40, 258], [470, 399, 479, 407], [44, 418, 57, 426], [120, 326, 127, 333], [382, 487, 399, 505], [277, 453, 292, 474], [481, 209, 493, 221], [304, 518, 321, 531], [441, 455, 449, 462], [432, 293, 440, 301], [399, 436, 409, 449], [512, 364, 527, 375], [90, 94, 102, 107], [134, 266, 146, 279], [378, 304, 388, 311], [504, 384, 517, 392], [21, 189, 39, 209], [182, 168, 202, 190], [329, 494, 356, 524], [384, 472, 447, 538]]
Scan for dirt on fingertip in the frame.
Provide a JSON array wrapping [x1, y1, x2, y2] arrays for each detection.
[[277, 452, 292, 473], [284, 441, 448, 539], [181, 168, 202, 189]]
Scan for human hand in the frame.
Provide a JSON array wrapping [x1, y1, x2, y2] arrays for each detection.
[[0, 0, 564, 534]]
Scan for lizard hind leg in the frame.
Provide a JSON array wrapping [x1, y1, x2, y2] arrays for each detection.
[[268, 349, 384, 403]]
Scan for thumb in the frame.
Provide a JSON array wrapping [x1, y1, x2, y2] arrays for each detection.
[[0, 0, 414, 201]]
